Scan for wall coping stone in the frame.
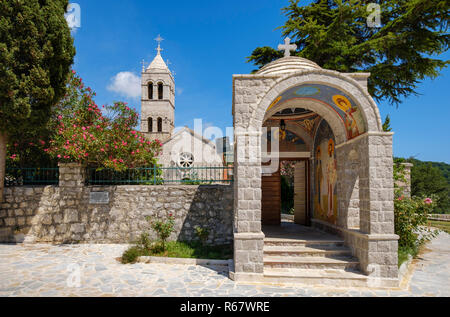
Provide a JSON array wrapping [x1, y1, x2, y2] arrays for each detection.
[[137, 256, 231, 266], [234, 232, 265, 240], [58, 162, 85, 167], [87, 184, 233, 190]]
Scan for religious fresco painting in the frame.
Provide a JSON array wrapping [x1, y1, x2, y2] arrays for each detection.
[[293, 114, 321, 137], [313, 119, 338, 224], [268, 84, 366, 140], [262, 122, 308, 153]]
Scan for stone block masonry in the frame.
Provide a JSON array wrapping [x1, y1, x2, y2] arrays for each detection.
[[0, 164, 233, 245]]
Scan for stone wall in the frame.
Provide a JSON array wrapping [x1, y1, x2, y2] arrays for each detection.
[[395, 163, 413, 198], [0, 165, 233, 245]]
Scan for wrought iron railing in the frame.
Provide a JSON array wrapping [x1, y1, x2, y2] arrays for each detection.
[[3, 166, 233, 187], [86, 165, 233, 186], [4, 167, 59, 187]]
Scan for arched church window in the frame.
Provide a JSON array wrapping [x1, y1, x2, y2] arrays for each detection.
[[158, 83, 163, 100], [148, 117, 153, 132], [157, 117, 163, 132], [148, 83, 153, 100]]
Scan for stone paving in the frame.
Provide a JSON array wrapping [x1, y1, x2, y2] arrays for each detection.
[[0, 232, 449, 297]]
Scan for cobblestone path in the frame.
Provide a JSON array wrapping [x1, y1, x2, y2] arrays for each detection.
[[0, 232, 449, 297]]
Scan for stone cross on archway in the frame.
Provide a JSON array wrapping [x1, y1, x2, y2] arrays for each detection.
[[278, 37, 297, 57]]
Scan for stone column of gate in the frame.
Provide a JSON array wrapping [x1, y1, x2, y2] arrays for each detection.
[[231, 129, 265, 281], [358, 132, 399, 283], [58, 163, 87, 242]]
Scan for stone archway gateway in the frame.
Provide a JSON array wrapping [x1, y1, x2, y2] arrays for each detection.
[[231, 54, 399, 287]]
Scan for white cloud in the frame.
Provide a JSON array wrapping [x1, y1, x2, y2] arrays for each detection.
[[107, 72, 141, 99]]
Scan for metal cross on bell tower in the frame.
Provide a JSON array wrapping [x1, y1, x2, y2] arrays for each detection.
[[155, 34, 164, 55], [278, 37, 297, 57]]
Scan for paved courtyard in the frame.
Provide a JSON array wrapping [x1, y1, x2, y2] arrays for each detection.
[[0, 232, 449, 297]]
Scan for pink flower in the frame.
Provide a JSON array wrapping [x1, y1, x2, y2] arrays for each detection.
[[424, 198, 433, 205], [57, 155, 61, 158]]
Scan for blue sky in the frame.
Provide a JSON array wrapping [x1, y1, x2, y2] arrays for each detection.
[[70, 0, 449, 163]]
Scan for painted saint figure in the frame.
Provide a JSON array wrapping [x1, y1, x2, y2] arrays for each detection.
[[333, 95, 360, 139], [326, 139, 337, 219], [316, 146, 323, 206]]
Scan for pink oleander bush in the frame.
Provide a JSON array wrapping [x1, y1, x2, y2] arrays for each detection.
[[47, 71, 161, 171]]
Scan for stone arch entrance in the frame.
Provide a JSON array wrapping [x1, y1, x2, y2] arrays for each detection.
[[231, 56, 399, 287]]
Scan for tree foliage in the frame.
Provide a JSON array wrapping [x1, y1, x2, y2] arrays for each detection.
[[395, 157, 450, 213], [0, 0, 75, 135], [382, 115, 392, 132], [393, 162, 439, 255], [0, 0, 75, 200], [248, 0, 449, 105]]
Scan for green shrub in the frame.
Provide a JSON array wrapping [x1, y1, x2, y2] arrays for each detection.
[[137, 233, 152, 251], [195, 226, 210, 246], [147, 214, 175, 251], [394, 162, 439, 259], [121, 246, 141, 264]]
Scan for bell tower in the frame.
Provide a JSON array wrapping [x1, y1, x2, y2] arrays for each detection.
[[141, 35, 175, 143]]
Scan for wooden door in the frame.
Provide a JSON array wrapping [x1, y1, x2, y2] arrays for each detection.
[[294, 161, 307, 225], [262, 168, 281, 225]]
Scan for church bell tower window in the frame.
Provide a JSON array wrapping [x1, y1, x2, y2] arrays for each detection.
[[148, 83, 153, 100], [157, 117, 163, 132], [148, 118, 153, 132], [158, 83, 163, 100]]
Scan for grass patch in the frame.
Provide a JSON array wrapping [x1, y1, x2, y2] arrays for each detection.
[[398, 245, 418, 267], [121, 241, 233, 264], [428, 220, 450, 234]]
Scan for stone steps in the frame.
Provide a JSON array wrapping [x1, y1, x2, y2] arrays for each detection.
[[263, 268, 368, 287], [263, 236, 364, 285], [264, 255, 360, 270], [264, 245, 352, 258], [264, 237, 345, 247]]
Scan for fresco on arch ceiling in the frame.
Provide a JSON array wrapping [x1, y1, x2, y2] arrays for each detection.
[[267, 84, 367, 140]]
